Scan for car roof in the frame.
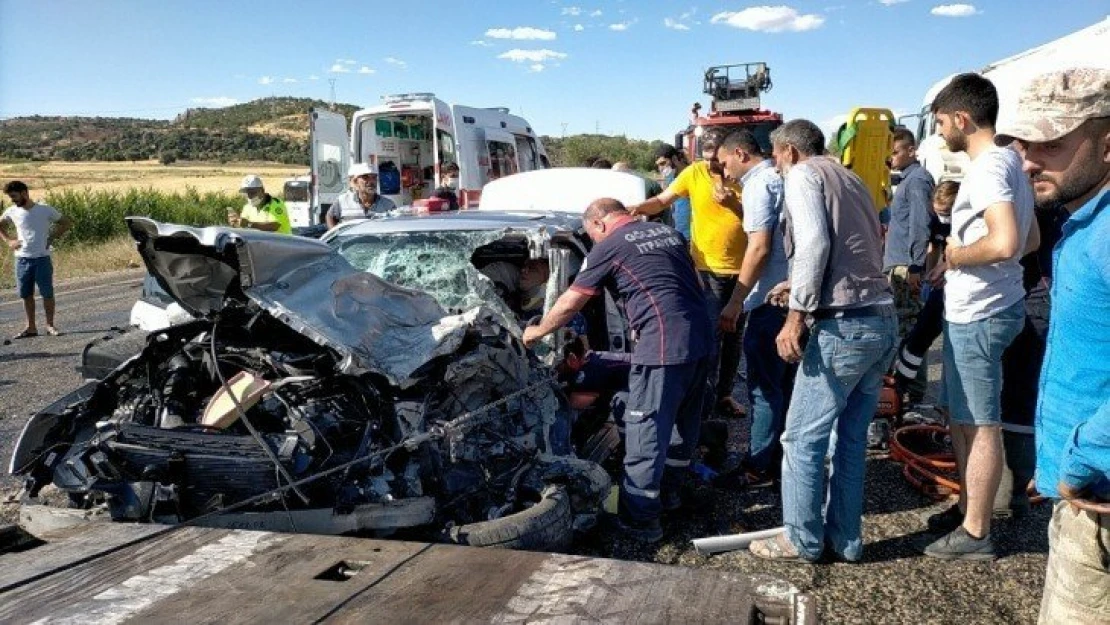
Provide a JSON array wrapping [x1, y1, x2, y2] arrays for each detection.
[[325, 209, 580, 237]]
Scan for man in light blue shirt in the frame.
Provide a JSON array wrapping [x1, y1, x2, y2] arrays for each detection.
[[717, 130, 793, 483], [996, 67, 1110, 623]]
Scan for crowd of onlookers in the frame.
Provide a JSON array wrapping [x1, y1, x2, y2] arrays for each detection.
[[3, 65, 1106, 624]]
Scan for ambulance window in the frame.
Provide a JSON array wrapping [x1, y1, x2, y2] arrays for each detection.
[[515, 136, 539, 172], [486, 141, 518, 180]]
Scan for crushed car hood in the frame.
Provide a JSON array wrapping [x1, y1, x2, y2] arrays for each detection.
[[127, 217, 488, 386]]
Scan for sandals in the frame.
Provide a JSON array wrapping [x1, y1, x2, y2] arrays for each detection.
[[12, 329, 37, 339], [45, 327, 60, 336], [750, 533, 809, 563]]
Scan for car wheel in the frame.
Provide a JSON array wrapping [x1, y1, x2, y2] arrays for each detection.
[[447, 485, 572, 551]]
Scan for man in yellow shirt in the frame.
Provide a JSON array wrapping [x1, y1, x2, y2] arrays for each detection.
[[628, 134, 748, 418], [229, 175, 292, 234]]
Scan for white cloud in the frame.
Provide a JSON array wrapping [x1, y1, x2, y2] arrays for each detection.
[[385, 57, 407, 68], [357, 66, 375, 74], [931, 3, 979, 16], [664, 17, 690, 30], [609, 21, 631, 31], [328, 64, 351, 73], [497, 48, 568, 63], [573, 23, 585, 31], [486, 26, 558, 40], [590, 9, 602, 17], [562, 6, 582, 16], [282, 77, 297, 83], [680, 8, 696, 19], [336, 58, 357, 65], [529, 63, 546, 73], [258, 76, 274, 85], [711, 6, 825, 32], [190, 97, 239, 108], [879, 0, 909, 4], [308, 75, 320, 81], [470, 39, 492, 46]]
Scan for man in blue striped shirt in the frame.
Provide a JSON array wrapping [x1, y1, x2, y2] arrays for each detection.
[[997, 67, 1110, 623]]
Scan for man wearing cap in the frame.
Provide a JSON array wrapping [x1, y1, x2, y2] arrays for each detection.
[[230, 175, 292, 234], [326, 163, 397, 228], [628, 132, 749, 419], [996, 68, 1110, 622]]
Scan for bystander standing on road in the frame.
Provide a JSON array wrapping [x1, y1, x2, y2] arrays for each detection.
[[229, 175, 292, 234], [884, 127, 935, 406], [993, 67, 1110, 623], [325, 163, 396, 228], [523, 198, 711, 543], [1, 181, 72, 339], [923, 73, 1037, 561], [628, 132, 749, 419], [747, 119, 897, 563], [714, 130, 794, 484]]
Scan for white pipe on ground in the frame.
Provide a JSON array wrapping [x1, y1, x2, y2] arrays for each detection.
[[691, 526, 785, 555]]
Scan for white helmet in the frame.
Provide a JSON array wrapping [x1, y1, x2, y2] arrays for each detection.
[[239, 174, 264, 191]]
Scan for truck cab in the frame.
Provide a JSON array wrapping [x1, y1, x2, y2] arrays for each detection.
[[675, 62, 783, 161]]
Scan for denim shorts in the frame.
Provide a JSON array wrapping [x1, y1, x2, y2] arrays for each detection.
[[15, 256, 54, 299], [942, 300, 1025, 426]]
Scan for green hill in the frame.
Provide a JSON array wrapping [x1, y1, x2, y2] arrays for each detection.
[[0, 97, 359, 165]]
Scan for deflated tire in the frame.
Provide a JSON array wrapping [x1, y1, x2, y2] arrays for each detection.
[[447, 485, 573, 551]]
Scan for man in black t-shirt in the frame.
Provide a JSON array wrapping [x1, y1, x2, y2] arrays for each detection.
[[523, 198, 711, 542]]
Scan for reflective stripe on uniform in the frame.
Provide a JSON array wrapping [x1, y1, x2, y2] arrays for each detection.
[[665, 458, 691, 468], [623, 483, 660, 499]]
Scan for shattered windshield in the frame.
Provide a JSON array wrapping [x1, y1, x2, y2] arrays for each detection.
[[331, 230, 523, 331]]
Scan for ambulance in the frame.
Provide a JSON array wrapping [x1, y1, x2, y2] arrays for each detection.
[[310, 93, 550, 211]]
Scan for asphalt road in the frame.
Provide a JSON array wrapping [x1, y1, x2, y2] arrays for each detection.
[[0, 270, 1052, 623], [0, 270, 143, 504]]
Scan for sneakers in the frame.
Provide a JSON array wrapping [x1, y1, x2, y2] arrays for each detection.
[[924, 504, 964, 534], [923, 527, 996, 561]]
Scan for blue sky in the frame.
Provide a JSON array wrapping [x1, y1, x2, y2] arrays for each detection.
[[1, 1, 1106, 142]]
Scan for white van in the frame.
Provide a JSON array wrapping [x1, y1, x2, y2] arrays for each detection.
[[312, 93, 549, 210], [907, 17, 1109, 184]]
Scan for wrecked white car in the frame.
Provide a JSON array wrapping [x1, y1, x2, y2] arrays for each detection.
[[10, 216, 610, 551]]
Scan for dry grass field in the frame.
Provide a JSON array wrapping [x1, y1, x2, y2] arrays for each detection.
[[0, 160, 305, 288], [0, 160, 306, 195]]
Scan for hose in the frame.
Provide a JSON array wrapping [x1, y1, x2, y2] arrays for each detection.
[[889, 424, 1046, 505]]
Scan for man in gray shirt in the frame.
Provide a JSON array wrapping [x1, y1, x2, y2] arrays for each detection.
[[716, 130, 793, 484], [1, 180, 72, 338], [326, 162, 397, 228], [748, 120, 897, 564]]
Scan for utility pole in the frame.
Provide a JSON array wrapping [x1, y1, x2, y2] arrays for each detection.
[[560, 122, 568, 138], [328, 79, 337, 110], [595, 120, 600, 134]]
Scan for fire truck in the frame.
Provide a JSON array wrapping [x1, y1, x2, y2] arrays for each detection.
[[675, 62, 783, 160]]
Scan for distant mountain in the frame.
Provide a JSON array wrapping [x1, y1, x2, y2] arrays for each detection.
[[0, 97, 359, 164]]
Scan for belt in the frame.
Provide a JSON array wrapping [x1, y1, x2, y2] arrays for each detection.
[[811, 305, 891, 320]]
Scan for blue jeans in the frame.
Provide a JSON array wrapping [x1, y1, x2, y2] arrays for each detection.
[[700, 271, 743, 411], [743, 304, 798, 475], [943, 300, 1025, 426], [15, 256, 55, 299], [617, 357, 710, 523], [781, 309, 898, 561]]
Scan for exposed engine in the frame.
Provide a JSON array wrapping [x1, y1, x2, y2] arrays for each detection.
[[21, 302, 593, 536]]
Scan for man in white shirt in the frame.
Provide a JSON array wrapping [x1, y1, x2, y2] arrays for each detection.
[[923, 73, 1038, 561], [1, 181, 72, 338]]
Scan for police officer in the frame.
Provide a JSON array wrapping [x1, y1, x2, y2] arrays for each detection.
[[523, 198, 711, 542], [230, 175, 292, 234]]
